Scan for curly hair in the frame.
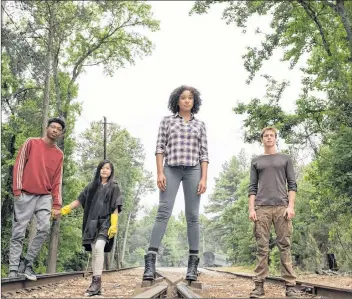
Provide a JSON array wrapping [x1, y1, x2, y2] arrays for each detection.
[[167, 85, 202, 114]]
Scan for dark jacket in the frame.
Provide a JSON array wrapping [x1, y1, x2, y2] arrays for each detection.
[[78, 181, 122, 252]]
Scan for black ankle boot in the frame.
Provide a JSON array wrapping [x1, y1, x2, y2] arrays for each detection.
[[185, 255, 199, 281], [143, 253, 156, 281], [85, 275, 102, 296]]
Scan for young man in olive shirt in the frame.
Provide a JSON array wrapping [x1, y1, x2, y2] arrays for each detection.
[[248, 127, 299, 298]]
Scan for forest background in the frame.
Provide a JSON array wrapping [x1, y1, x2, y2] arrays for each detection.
[[1, 0, 351, 276]]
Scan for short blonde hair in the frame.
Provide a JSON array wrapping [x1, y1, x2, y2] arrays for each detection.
[[260, 126, 278, 139]]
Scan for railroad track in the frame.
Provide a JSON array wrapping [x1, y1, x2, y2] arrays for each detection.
[[1, 267, 139, 294], [4, 266, 350, 298], [132, 271, 202, 298], [1, 267, 203, 298], [203, 267, 352, 299]]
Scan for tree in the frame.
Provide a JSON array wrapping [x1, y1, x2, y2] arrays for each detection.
[[190, 0, 352, 271], [120, 170, 155, 266], [13, 0, 160, 272], [1, 6, 46, 273], [203, 150, 249, 254], [1, 0, 160, 273], [190, 1, 352, 144]]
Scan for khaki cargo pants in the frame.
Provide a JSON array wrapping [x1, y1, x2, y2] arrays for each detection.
[[253, 205, 296, 286]]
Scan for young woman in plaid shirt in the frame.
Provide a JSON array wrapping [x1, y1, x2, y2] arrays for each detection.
[[143, 85, 209, 282]]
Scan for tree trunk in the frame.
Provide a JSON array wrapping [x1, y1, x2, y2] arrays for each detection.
[[46, 110, 65, 272], [120, 184, 141, 266], [336, 0, 352, 59], [111, 236, 120, 269], [53, 48, 61, 114], [121, 212, 132, 265], [39, 6, 60, 274], [41, 4, 53, 135], [117, 239, 122, 269], [324, 0, 352, 59], [1, 1, 6, 28], [46, 218, 61, 273], [28, 2, 54, 259], [46, 131, 63, 273]]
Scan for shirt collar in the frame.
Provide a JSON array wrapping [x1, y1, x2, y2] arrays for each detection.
[[174, 112, 195, 121]]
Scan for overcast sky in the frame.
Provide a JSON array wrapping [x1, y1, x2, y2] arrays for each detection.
[[74, 1, 304, 217]]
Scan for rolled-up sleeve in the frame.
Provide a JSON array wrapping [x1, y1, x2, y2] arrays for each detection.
[[155, 117, 167, 155], [111, 183, 123, 213], [248, 160, 258, 196], [199, 122, 209, 163], [286, 156, 297, 192]]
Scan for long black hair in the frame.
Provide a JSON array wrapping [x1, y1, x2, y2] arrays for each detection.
[[89, 160, 116, 201], [168, 85, 202, 114]]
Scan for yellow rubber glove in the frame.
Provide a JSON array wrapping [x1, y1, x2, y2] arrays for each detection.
[[60, 204, 72, 216], [108, 214, 118, 239]]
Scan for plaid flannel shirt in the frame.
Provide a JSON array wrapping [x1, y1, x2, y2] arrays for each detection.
[[155, 113, 209, 166]]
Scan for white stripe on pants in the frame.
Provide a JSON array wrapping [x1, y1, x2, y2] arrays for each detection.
[[91, 238, 106, 276]]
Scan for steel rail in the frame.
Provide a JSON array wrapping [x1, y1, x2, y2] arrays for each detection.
[[176, 282, 202, 298], [203, 267, 352, 299], [132, 285, 168, 298], [134, 271, 203, 298], [1, 266, 140, 293]]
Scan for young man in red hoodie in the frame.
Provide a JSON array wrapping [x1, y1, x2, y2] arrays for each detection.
[[8, 117, 65, 280]]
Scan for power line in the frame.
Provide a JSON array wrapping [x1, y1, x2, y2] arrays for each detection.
[[79, 113, 92, 127]]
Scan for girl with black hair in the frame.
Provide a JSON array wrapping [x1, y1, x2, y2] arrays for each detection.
[[143, 85, 209, 282], [60, 160, 122, 296]]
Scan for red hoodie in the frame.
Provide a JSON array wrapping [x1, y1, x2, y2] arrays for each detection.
[[12, 138, 64, 209]]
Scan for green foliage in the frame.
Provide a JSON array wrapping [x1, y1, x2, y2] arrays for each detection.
[[222, 175, 256, 264], [1, 0, 160, 274], [191, 0, 352, 272], [203, 151, 249, 254]]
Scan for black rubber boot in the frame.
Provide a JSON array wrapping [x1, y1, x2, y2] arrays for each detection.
[[250, 282, 265, 298], [143, 253, 156, 281], [185, 255, 199, 281], [85, 275, 102, 296]]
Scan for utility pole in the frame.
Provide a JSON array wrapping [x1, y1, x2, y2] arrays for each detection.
[[103, 116, 107, 159], [103, 116, 108, 269]]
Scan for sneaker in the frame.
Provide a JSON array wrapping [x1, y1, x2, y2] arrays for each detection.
[[24, 265, 37, 281], [8, 270, 18, 279]]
